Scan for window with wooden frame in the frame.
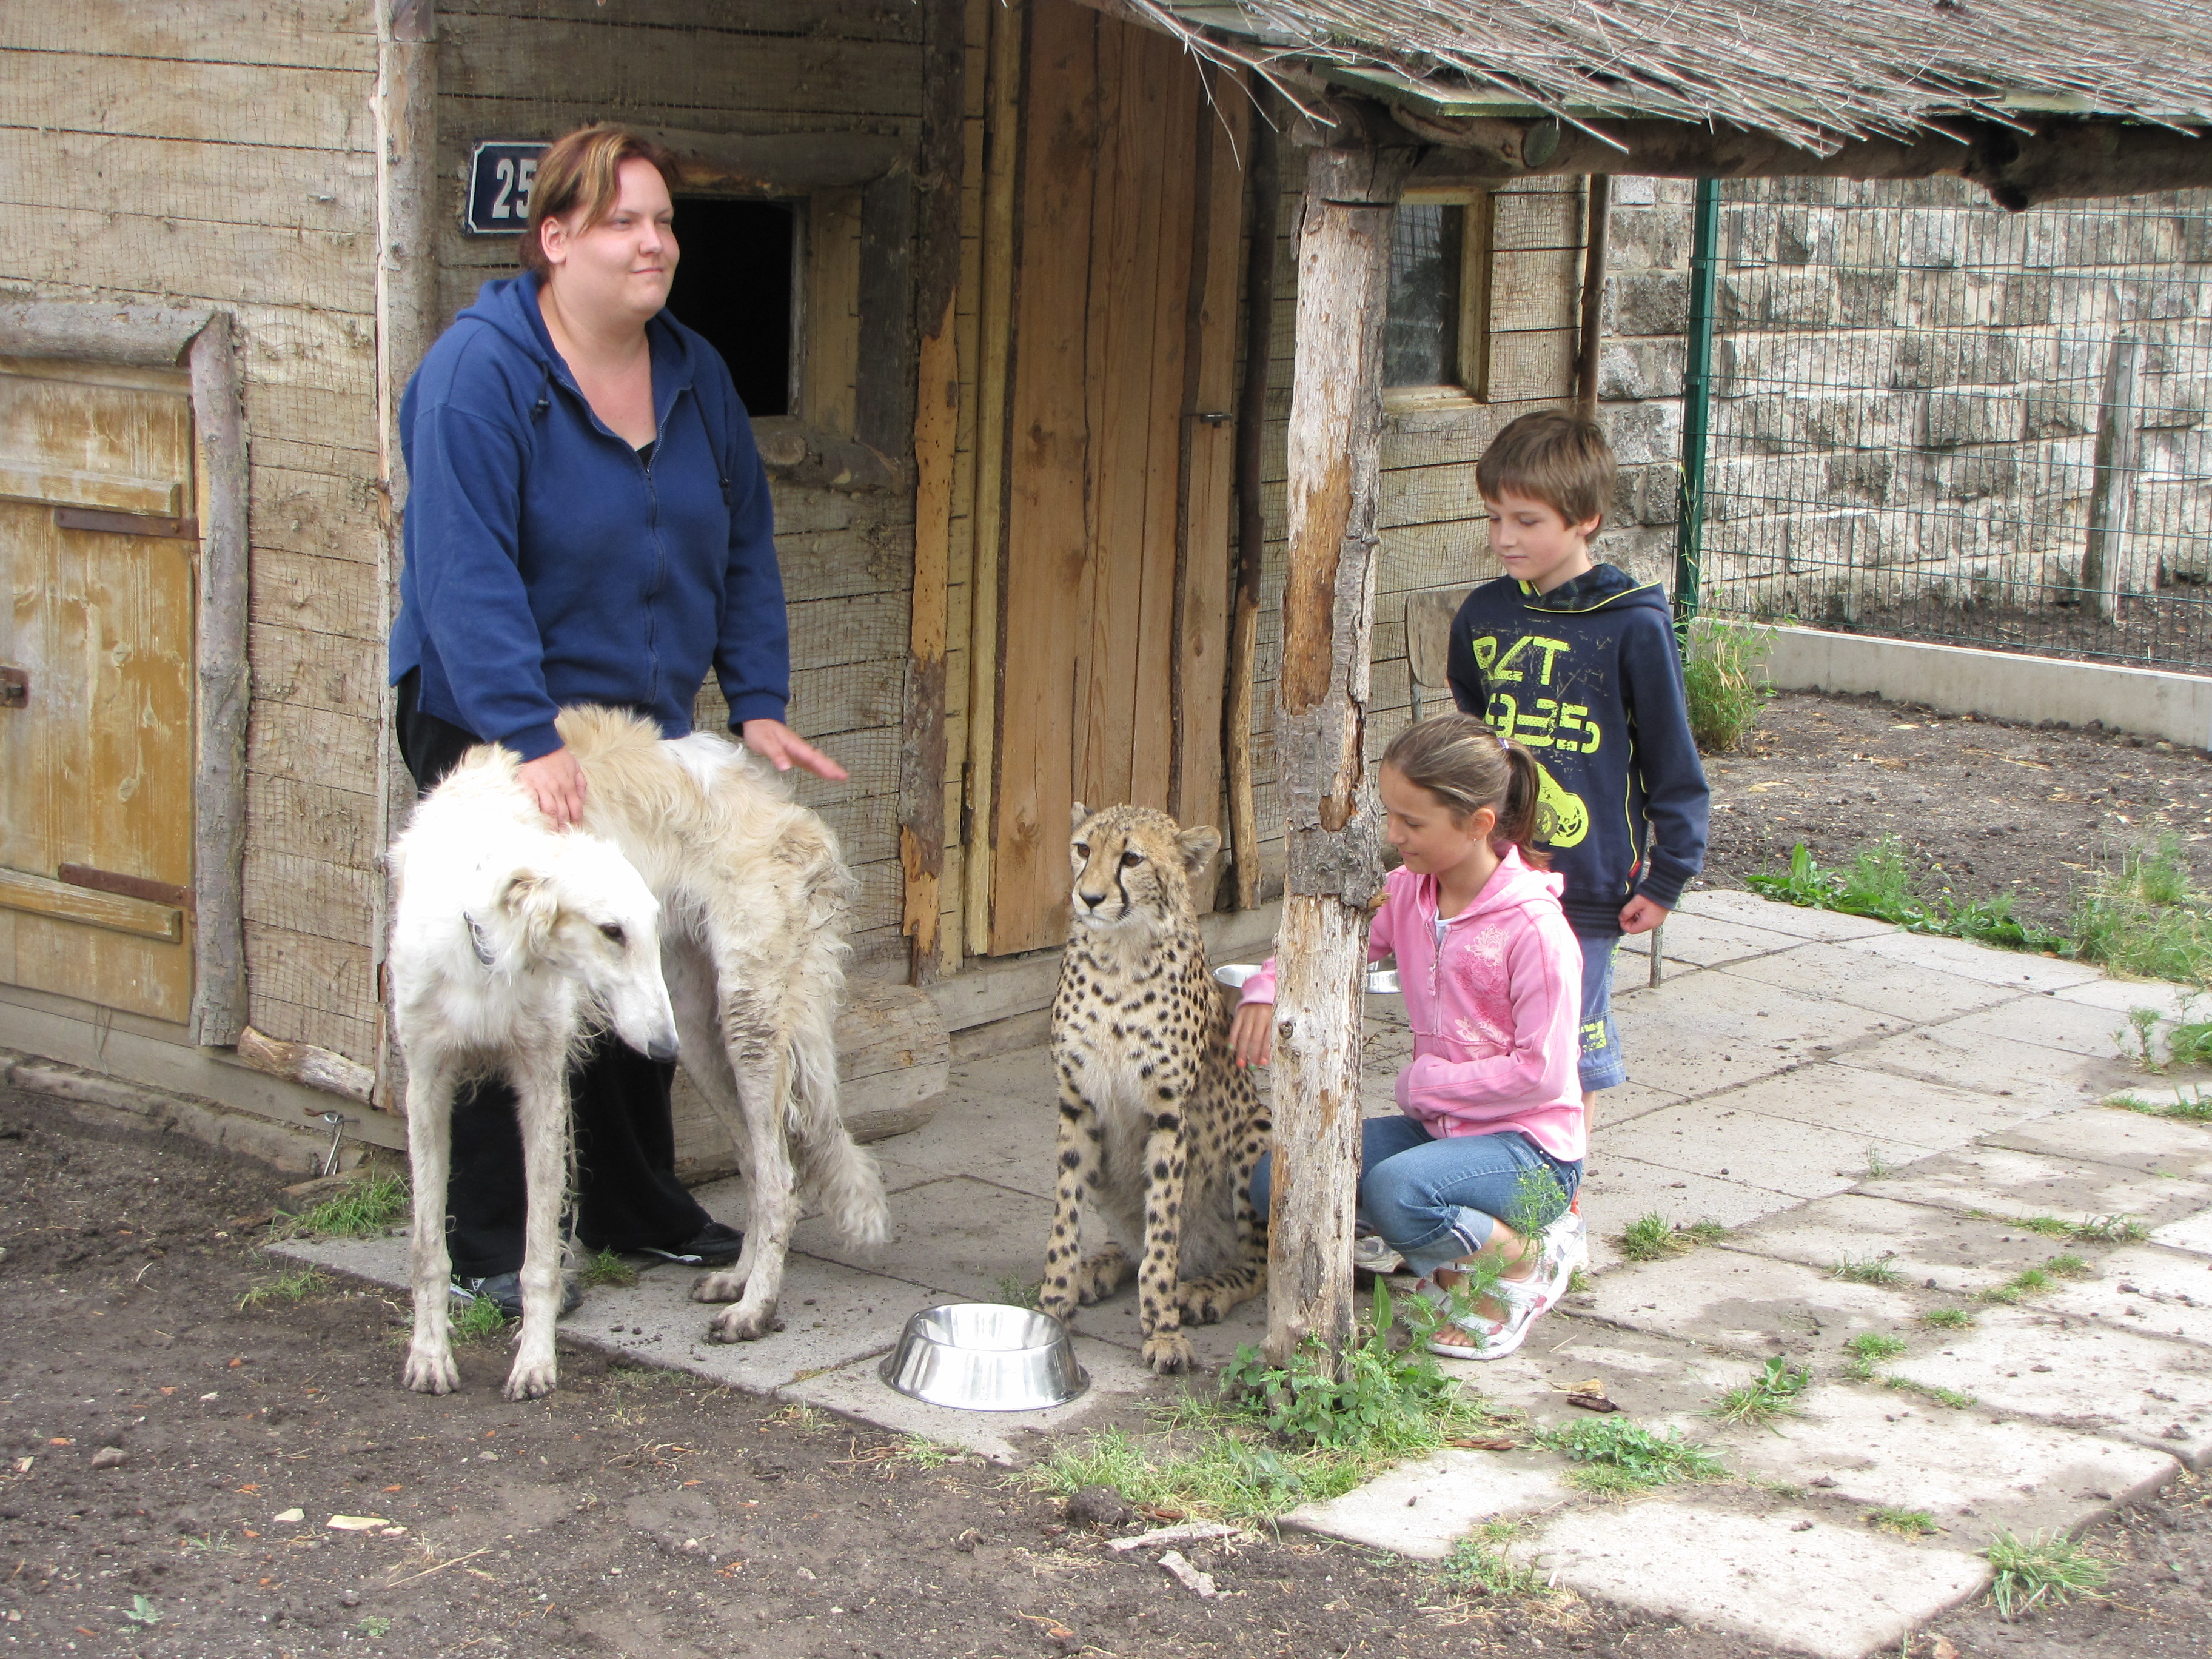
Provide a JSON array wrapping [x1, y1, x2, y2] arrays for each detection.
[[1384, 189, 1494, 407]]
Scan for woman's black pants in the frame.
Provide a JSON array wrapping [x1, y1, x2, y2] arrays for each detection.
[[394, 674, 713, 1276]]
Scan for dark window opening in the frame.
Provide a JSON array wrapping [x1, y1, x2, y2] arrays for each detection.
[[665, 198, 794, 417], [1385, 203, 1464, 387]]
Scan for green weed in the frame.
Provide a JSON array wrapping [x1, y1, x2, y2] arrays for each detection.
[[273, 1173, 411, 1240], [358, 1616, 394, 1638], [1883, 1376, 1976, 1410], [2045, 1253, 2092, 1279], [987, 1275, 1044, 1311], [1987, 1529, 2108, 1618], [2125, 1007, 2167, 1070], [1712, 1356, 1812, 1429], [1437, 1520, 1552, 1600], [1567, 1267, 1593, 1295], [2073, 1215, 2147, 1244], [578, 1248, 637, 1290], [1832, 1256, 1901, 1286], [1868, 1507, 1939, 1537], [450, 1295, 511, 1344], [766, 1404, 830, 1433], [124, 1595, 163, 1627], [236, 1265, 331, 1312], [1683, 625, 1774, 755], [2171, 1017, 2212, 1070], [1025, 1424, 1361, 1524], [2014, 1215, 2076, 1239], [895, 1436, 962, 1470], [1684, 1220, 1729, 1245], [1862, 1145, 1893, 1181], [1843, 1331, 1907, 1381], [1920, 1308, 1978, 1330], [2071, 840, 2212, 988], [1535, 1416, 1725, 1491], [2113, 1085, 2212, 1122], [1614, 1212, 1719, 1262]]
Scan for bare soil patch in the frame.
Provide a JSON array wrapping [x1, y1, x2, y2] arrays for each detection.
[[1700, 689, 2212, 937]]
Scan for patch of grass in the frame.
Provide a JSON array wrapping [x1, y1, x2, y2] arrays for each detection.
[[1843, 1331, 1907, 1381], [1984, 1265, 2053, 1305], [1862, 1145, 1893, 1181], [1614, 1211, 1721, 1262], [1683, 1220, 1729, 1245], [577, 1248, 637, 1290], [1868, 1506, 1939, 1538], [237, 1265, 331, 1312], [1566, 1267, 1592, 1295], [1987, 1529, 2109, 1619], [357, 1615, 394, 1638], [2045, 1253, 2092, 1279], [1683, 624, 1774, 755], [1025, 1423, 1364, 1524], [1436, 1520, 1552, 1600], [2071, 1214, 2147, 1244], [2113, 1085, 2212, 1122], [2071, 840, 2212, 990], [450, 1295, 511, 1344], [1534, 1416, 1725, 1491], [987, 1274, 1042, 1310], [2014, 1215, 2076, 1239], [766, 1404, 830, 1433], [894, 1436, 962, 1470], [2171, 1017, 2212, 1070], [1883, 1375, 1976, 1410], [1712, 1356, 1812, 1429], [1832, 1256, 1902, 1286], [1920, 1308, 1978, 1330], [273, 1173, 411, 1240]]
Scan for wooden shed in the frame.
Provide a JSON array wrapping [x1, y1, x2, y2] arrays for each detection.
[[1, 0, 2205, 1237]]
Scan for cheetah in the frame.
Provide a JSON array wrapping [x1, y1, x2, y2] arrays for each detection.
[[1039, 802, 1270, 1374]]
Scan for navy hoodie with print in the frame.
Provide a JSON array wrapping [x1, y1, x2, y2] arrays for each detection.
[[1446, 565, 1710, 937], [389, 272, 786, 761]]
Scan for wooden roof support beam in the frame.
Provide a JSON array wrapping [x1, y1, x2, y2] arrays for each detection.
[[1264, 122, 1414, 1370], [1398, 107, 2212, 210]]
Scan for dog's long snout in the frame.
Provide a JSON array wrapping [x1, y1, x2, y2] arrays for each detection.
[[643, 1030, 680, 1064]]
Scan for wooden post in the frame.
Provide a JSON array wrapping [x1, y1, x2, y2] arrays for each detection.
[[1225, 98, 1280, 912], [1574, 175, 1611, 420], [374, 0, 438, 1110], [2081, 333, 2142, 626], [1265, 127, 1411, 1369]]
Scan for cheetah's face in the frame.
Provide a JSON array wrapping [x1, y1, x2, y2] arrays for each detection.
[[1068, 803, 1221, 932]]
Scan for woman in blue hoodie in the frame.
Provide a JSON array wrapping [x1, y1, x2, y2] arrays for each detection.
[[388, 124, 844, 1315]]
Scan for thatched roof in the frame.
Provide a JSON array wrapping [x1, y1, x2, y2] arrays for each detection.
[[1127, 0, 2212, 154]]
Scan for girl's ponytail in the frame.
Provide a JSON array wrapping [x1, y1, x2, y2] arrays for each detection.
[[1492, 740, 1551, 866]]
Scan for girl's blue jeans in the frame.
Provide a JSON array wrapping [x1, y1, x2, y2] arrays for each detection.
[[1249, 1116, 1581, 1279]]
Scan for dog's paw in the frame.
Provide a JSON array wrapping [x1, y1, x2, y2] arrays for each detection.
[[1140, 1332, 1196, 1375], [707, 1304, 783, 1344], [501, 1358, 558, 1401], [401, 1347, 460, 1396], [691, 1268, 746, 1304]]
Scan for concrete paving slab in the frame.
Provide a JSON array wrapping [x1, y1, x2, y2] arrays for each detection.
[[1835, 1031, 2120, 1117], [1680, 888, 1897, 942], [1576, 1154, 1805, 1275], [2153, 1209, 2212, 1258], [1065, 1274, 1270, 1370], [2050, 977, 2211, 1019], [1986, 1104, 2212, 1182], [1285, 1453, 1570, 1558], [1837, 928, 2106, 992], [1599, 1099, 1929, 1202], [1943, 995, 2150, 1062], [1610, 979, 1897, 1099], [1858, 1145, 2212, 1232], [2040, 1245, 2212, 1346], [1485, 1330, 1745, 1428], [780, 1335, 1159, 1464], [1726, 1195, 2090, 1296], [1885, 1309, 2212, 1463], [1532, 1500, 1988, 1659], [792, 1173, 1049, 1301], [1709, 939, 2025, 1024], [1713, 1384, 2176, 1540], [882, 1050, 1057, 1198], [1576, 1248, 1922, 1361], [1691, 1066, 2049, 1155], [1608, 909, 1805, 968], [1589, 1079, 1692, 1128]]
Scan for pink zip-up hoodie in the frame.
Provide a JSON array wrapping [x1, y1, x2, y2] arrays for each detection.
[[1239, 848, 1586, 1161]]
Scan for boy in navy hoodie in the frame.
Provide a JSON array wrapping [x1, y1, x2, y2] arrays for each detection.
[[1447, 409, 1710, 1142]]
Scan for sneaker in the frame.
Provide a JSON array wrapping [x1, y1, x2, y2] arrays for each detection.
[[1353, 1233, 1404, 1275], [638, 1221, 746, 1267], [1546, 1199, 1589, 1278], [450, 1272, 581, 1319]]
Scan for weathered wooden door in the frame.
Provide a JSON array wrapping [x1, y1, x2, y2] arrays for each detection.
[[0, 359, 197, 1022], [984, 0, 1245, 954]]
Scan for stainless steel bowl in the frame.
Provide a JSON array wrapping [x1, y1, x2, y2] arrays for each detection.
[[1214, 963, 1401, 995], [878, 1304, 1088, 1412]]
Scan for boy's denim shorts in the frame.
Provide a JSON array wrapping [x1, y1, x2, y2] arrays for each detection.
[[1574, 931, 1627, 1091]]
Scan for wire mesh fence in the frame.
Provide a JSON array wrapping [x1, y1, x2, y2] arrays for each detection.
[[1688, 178, 2212, 672]]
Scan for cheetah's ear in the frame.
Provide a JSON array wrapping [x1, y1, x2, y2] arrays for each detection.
[[1070, 800, 1090, 833], [1176, 824, 1222, 877]]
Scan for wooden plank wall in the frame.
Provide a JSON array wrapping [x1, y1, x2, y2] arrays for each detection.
[[1239, 164, 1587, 899], [0, 1, 389, 1059], [434, 0, 934, 974]]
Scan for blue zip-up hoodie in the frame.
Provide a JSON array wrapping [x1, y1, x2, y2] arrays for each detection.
[[1446, 565, 1710, 936], [389, 273, 786, 761]]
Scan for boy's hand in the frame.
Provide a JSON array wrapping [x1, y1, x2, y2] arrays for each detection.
[[1618, 894, 1671, 935], [1230, 1001, 1275, 1069]]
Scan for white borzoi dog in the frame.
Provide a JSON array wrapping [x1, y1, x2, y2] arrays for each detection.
[[392, 708, 890, 1398], [390, 761, 680, 1401]]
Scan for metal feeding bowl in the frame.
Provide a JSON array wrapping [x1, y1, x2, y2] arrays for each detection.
[[879, 1304, 1088, 1412], [1214, 962, 1401, 995]]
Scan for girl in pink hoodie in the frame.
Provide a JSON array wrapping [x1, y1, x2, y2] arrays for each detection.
[[1231, 714, 1584, 1359]]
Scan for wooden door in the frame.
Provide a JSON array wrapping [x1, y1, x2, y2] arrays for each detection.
[[0, 359, 197, 1023], [985, 0, 1245, 954]]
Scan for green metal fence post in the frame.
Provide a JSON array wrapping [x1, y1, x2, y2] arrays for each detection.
[[1674, 178, 1722, 640]]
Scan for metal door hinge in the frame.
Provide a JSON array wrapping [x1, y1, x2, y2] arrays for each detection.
[[0, 668, 24, 708]]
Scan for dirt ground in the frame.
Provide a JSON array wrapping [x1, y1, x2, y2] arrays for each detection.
[[1700, 689, 2212, 934]]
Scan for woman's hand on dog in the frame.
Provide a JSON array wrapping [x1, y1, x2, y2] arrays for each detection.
[[518, 747, 589, 826], [1229, 1000, 1273, 1069], [742, 718, 849, 782]]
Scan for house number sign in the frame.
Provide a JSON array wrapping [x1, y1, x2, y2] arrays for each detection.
[[465, 141, 548, 235]]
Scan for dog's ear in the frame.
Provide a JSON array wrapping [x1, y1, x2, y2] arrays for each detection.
[[1070, 800, 1089, 833], [498, 868, 562, 956], [1176, 823, 1222, 876]]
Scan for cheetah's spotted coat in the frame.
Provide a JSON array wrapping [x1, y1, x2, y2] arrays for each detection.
[[1040, 803, 1270, 1374]]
